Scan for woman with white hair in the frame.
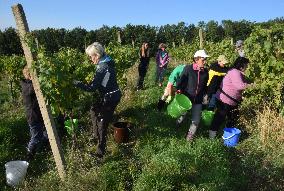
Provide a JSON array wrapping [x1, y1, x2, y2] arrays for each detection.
[[74, 42, 121, 158]]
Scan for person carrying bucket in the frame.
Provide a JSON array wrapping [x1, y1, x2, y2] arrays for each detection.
[[205, 55, 229, 111], [176, 50, 209, 141], [208, 57, 250, 139], [157, 64, 186, 110]]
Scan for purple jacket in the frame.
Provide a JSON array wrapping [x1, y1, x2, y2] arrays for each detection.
[[216, 68, 248, 106], [155, 50, 169, 67]]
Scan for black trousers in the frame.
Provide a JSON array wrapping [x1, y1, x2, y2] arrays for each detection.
[[136, 64, 148, 89], [210, 99, 239, 131], [90, 99, 120, 156]]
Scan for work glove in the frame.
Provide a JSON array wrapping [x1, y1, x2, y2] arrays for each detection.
[[176, 89, 182, 94], [202, 94, 209, 105], [165, 95, 172, 103]]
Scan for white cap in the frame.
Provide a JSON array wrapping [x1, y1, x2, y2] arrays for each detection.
[[194, 50, 209, 58]]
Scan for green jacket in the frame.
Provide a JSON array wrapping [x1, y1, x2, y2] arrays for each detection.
[[168, 64, 186, 87]]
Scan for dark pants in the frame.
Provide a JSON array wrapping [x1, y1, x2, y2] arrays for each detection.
[[156, 66, 166, 84], [210, 100, 239, 131], [137, 65, 148, 89], [90, 99, 120, 156], [28, 122, 48, 153]]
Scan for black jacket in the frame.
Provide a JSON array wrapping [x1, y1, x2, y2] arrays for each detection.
[[139, 49, 150, 68], [207, 62, 229, 97], [176, 64, 208, 104], [76, 55, 122, 102], [20, 79, 44, 125]]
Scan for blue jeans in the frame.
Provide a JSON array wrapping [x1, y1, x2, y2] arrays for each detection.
[[208, 94, 217, 109], [156, 66, 166, 84], [28, 122, 48, 153]]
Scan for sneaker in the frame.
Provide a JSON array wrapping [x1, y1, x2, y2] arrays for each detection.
[[186, 131, 194, 141]]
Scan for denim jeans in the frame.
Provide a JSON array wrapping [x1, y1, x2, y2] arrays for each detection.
[[156, 66, 166, 84], [208, 94, 217, 109], [28, 122, 48, 153]]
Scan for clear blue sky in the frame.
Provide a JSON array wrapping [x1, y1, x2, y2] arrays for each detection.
[[1, 0, 284, 31]]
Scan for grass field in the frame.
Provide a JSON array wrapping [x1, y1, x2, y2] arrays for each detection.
[[0, 60, 283, 191]]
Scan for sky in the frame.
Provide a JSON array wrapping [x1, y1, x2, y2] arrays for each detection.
[[1, 0, 284, 31]]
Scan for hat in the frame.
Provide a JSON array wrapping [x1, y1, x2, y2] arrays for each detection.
[[217, 55, 229, 64], [235, 40, 243, 48], [194, 50, 209, 58]]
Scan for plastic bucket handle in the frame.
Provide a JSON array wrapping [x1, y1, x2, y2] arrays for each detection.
[[222, 134, 237, 140]]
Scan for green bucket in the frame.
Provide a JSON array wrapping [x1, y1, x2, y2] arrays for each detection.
[[167, 94, 192, 118], [64, 119, 78, 135], [201, 110, 215, 127]]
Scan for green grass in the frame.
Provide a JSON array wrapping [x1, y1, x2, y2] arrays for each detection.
[[0, 61, 283, 190]]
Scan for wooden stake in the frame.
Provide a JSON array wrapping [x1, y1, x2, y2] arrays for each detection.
[[199, 28, 204, 49], [12, 4, 66, 180], [117, 31, 121, 44]]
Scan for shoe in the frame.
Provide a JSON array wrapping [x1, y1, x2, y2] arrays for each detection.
[[186, 131, 194, 141]]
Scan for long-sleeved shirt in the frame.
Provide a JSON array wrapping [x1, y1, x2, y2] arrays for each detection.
[[20, 79, 44, 125], [76, 55, 121, 102], [155, 50, 169, 68], [216, 68, 248, 106], [176, 63, 208, 104], [207, 62, 229, 96], [168, 64, 186, 87]]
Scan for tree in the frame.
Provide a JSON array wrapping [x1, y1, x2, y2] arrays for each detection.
[[64, 27, 87, 52], [205, 20, 225, 42], [0, 27, 22, 55]]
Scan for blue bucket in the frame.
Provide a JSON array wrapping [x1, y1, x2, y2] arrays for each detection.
[[222, 128, 241, 147]]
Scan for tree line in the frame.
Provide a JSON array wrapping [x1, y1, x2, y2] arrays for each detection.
[[1, 18, 283, 56]]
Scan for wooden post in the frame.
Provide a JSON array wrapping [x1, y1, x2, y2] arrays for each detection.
[[231, 38, 234, 46], [117, 31, 121, 44], [181, 38, 185, 46], [199, 28, 204, 49], [12, 4, 66, 180], [131, 39, 135, 48]]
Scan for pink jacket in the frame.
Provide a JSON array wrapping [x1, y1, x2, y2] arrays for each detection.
[[216, 68, 248, 106]]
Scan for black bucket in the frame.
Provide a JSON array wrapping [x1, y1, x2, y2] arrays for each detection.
[[113, 122, 132, 143]]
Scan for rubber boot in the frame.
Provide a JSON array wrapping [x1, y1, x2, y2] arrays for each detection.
[[186, 122, 198, 141]]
